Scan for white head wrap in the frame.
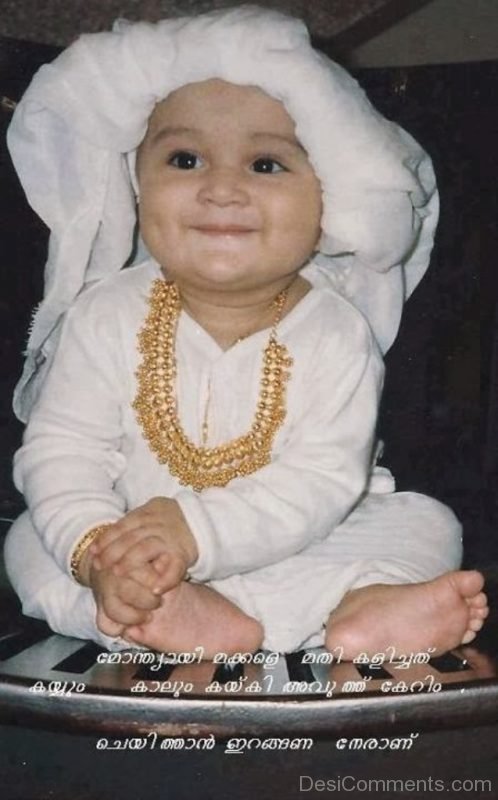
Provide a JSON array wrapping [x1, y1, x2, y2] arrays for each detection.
[[8, 4, 438, 424]]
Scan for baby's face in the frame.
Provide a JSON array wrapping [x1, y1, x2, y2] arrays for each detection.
[[136, 79, 322, 295]]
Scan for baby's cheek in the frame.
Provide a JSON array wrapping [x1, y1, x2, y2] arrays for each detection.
[[138, 210, 170, 256]]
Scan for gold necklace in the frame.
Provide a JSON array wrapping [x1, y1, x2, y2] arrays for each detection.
[[132, 279, 293, 492]]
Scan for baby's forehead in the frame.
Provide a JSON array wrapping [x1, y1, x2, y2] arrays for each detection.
[[145, 78, 299, 137], [153, 77, 277, 105]]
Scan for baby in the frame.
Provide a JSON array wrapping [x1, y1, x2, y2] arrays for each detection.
[[4, 6, 488, 659]]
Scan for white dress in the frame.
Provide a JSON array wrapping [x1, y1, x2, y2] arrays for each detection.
[[4, 258, 463, 652]]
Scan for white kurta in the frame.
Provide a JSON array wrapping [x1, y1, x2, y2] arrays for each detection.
[[4, 258, 463, 652]]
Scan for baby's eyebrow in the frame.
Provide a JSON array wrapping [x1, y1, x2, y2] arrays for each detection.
[[148, 125, 306, 154], [249, 131, 306, 153], [149, 125, 200, 145]]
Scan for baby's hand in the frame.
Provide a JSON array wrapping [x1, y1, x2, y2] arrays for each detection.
[[89, 560, 162, 636], [90, 497, 198, 594]]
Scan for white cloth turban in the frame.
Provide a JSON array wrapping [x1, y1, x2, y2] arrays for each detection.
[[8, 4, 438, 424]]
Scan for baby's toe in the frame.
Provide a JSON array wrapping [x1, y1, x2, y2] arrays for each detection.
[[461, 630, 477, 645], [472, 606, 490, 620], [466, 591, 488, 609]]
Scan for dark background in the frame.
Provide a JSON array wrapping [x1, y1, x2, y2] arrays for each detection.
[[1, 40, 496, 566]]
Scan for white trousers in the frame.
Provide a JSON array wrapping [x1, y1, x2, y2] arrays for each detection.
[[4, 491, 463, 653]]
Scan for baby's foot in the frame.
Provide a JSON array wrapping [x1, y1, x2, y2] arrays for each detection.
[[325, 570, 489, 660], [123, 581, 264, 659]]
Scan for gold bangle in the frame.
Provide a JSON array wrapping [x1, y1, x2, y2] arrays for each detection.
[[70, 524, 113, 584]]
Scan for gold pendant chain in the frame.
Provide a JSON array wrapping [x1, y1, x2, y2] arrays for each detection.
[[201, 376, 211, 447], [132, 280, 293, 492]]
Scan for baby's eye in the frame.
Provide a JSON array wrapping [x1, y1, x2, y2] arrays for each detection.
[[168, 151, 203, 170], [251, 157, 286, 174]]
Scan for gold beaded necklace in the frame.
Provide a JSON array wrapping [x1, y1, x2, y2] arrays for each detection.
[[132, 279, 293, 492]]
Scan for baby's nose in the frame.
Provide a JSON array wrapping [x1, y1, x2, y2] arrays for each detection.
[[197, 167, 249, 206]]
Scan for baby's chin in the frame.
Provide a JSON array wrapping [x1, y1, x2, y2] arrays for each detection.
[[158, 260, 288, 295], [150, 232, 312, 296]]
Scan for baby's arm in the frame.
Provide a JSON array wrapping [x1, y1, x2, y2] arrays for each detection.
[[13, 286, 187, 609], [12, 286, 162, 592]]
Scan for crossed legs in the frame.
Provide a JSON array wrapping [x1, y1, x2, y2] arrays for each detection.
[[4, 492, 488, 659]]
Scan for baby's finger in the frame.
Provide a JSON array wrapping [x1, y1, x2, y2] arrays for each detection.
[[96, 608, 125, 637], [116, 576, 162, 611], [103, 593, 153, 626], [152, 553, 172, 574], [129, 563, 169, 591], [90, 518, 146, 556], [147, 553, 187, 594], [89, 523, 122, 555], [94, 528, 152, 570], [111, 537, 168, 576]]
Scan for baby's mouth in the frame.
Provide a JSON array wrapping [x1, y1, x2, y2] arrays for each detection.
[[193, 224, 256, 236]]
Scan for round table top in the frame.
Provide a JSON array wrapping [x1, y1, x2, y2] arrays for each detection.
[[1, 591, 497, 739]]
